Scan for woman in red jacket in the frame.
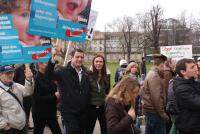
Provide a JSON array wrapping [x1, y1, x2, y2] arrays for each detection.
[[105, 76, 140, 134]]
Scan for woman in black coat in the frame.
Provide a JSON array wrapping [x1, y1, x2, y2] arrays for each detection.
[[86, 54, 110, 134]]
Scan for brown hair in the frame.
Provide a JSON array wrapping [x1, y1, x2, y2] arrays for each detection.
[[175, 58, 194, 77], [70, 48, 84, 57], [0, 0, 29, 14], [92, 54, 107, 82], [106, 76, 140, 106]]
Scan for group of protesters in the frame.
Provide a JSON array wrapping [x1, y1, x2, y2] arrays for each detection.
[[1, 47, 200, 134]]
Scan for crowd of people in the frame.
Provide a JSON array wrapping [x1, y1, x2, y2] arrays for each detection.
[[1, 48, 200, 134]]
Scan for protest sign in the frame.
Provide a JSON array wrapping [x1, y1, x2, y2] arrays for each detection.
[[160, 45, 192, 61], [86, 10, 98, 41], [0, 1, 52, 65], [28, 0, 92, 43]]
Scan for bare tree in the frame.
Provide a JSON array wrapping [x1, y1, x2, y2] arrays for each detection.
[[149, 5, 163, 53], [108, 18, 126, 58], [136, 13, 152, 56], [109, 16, 136, 62], [137, 5, 163, 54]]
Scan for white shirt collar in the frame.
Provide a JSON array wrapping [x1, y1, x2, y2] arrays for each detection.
[[0, 81, 10, 91]]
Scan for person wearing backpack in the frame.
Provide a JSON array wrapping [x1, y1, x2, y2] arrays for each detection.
[[114, 59, 127, 83]]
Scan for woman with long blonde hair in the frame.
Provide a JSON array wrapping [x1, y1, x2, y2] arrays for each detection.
[[125, 62, 139, 80], [105, 76, 140, 134]]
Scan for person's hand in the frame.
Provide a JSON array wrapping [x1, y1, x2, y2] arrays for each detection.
[[54, 91, 60, 100], [160, 113, 169, 121], [52, 42, 61, 61], [25, 69, 33, 81], [4, 123, 11, 130], [128, 107, 136, 120]]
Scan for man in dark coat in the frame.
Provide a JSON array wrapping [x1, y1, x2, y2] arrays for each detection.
[[46, 49, 91, 134], [173, 58, 200, 134]]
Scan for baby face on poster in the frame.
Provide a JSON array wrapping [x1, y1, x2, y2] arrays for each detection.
[[57, 0, 89, 23], [0, 0, 49, 47]]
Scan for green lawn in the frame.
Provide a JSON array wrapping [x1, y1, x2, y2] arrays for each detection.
[[84, 62, 153, 87]]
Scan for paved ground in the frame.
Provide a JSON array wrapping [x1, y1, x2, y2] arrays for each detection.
[[28, 112, 145, 134], [27, 112, 99, 134]]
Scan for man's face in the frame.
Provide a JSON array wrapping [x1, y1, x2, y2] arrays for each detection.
[[71, 51, 84, 69], [0, 72, 14, 83], [183, 63, 198, 79], [157, 62, 165, 72], [38, 62, 47, 72]]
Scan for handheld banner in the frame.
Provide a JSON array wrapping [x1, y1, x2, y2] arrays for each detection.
[[86, 10, 98, 41], [0, 1, 51, 65], [28, 0, 92, 43]]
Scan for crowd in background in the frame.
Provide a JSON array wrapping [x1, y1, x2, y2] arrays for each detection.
[[1, 48, 200, 134]]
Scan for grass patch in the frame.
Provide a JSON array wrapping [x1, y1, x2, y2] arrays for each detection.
[[84, 62, 153, 87]]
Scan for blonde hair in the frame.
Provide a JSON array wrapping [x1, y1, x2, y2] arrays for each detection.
[[106, 76, 140, 106], [125, 62, 138, 74]]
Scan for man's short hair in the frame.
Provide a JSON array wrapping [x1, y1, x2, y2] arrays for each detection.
[[153, 54, 167, 66], [70, 49, 84, 57], [175, 58, 194, 77]]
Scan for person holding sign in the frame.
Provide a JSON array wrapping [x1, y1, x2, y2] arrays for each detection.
[[0, 0, 49, 47], [0, 65, 34, 134], [46, 48, 91, 134], [57, 0, 89, 23]]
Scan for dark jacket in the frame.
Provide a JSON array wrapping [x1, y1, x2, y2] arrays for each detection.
[[88, 71, 110, 106], [166, 79, 179, 115], [105, 98, 134, 134], [13, 65, 25, 85], [174, 76, 200, 134], [164, 68, 175, 92], [115, 65, 127, 83], [32, 71, 57, 118], [140, 61, 146, 75], [46, 60, 91, 120]]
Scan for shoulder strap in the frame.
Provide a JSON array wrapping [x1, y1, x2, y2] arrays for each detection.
[[0, 85, 23, 109]]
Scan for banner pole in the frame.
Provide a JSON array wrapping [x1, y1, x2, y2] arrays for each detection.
[[63, 41, 72, 66]]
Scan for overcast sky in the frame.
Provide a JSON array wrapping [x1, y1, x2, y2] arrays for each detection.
[[91, 0, 200, 31]]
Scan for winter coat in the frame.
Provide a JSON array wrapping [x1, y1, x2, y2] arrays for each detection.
[[143, 67, 168, 121], [166, 79, 179, 115], [105, 98, 134, 134], [46, 60, 91, 120], [88, 71, 110, 106], [32, 71, 58, 119], [173, 76, 200, 134], [0, 80, 34, 130]]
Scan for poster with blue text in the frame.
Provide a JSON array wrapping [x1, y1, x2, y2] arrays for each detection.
[[0, 1, 52, 65], [28, 0, 92, 43]]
